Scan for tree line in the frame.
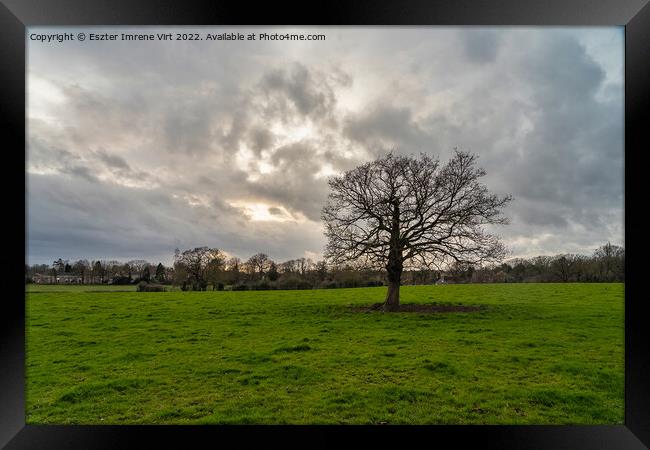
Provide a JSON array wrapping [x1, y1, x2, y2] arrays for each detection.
[[444, 242, 624, 284], [26, 258, 170, 285], [25, 242, 623, 290]]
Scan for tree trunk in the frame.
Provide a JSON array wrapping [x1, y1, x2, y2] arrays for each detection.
[[382, 200, 403, 311], [384, 280, 400, 311], [383, 258, 402, 311]]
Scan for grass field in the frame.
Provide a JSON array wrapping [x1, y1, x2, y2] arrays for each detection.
[[26, 284, 138, 293], [25, 283, 624, 424]]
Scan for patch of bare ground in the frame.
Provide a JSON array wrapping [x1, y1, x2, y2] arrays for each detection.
[[350, 303, 485, 313]]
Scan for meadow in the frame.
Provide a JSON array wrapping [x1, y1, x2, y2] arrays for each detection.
[[26, 284, 137, 293], [25, 283, 624, 424]]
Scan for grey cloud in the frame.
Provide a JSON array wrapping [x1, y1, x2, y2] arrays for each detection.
[[251, 142, 331, 221], [522, 34, 605, 103], [95, 149, 130, 170], [160, 97, 220, 155], [334, 29, 622, 257], [26, 27, 623, 264], [343, 105, 432, 155], [501, 34, 621, 214], [461, 29, 501, 64], [260, 63, 336, 118], [27, 173, 324, 265], [63, 165, 97, 182], [247, 127, 275, 154]]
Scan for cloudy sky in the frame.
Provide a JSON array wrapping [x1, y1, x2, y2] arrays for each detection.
[[26, 27, 624, 266]]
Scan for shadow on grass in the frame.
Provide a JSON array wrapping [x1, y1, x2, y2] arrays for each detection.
[[349, 303, 487, 313]]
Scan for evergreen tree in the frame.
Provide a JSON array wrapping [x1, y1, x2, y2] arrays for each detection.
[[155, 263, 166, 282]]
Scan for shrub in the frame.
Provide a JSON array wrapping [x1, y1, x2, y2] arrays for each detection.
[[191, 280, 208, 291], [251, 280, 272, 290], [176, 279, 209, 291], [277, 276, 300, 290], [146, 284, 166, 292], [320, 280, 339, 289], [112, 276, 132, 285], [276, 276, 313, 290], [232, 284, 248, 291], [294, 280, 313, 290], [137, 281, 166, 292]]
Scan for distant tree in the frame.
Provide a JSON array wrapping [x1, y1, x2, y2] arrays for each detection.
[[155, 263, 166, 283], [322, 151, 511, 311], [315, 260, 328, 282], [594, 242, 625, 281], [280, 259, 297, 274], [104, 261, 122, 281], [205, 256, 225, 287], [551, 254, 578, 282], [530, 256, 552, 281], [509, 259, 530, 282], [246, 253, 270, 279], [164, 266, 175, 284], [111, 275, 133, 285], [72, 260, 90, 284], [120, 262, 132, 279], [296, 258, 313, 277], [52, 258, 67, 274], [172, 261, 188, 286], [448, 261, 474, 283], [142, 266, 151, 282], [174, 247, 223, 290], [268, 262, 279, 281], [128, 260, 150, 281], [92, 260, 105, 283], [225, 257, 242, 285]]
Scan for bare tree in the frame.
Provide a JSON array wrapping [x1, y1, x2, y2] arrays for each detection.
[[52, 258, 68, 274], [205, 256, 225, 287], [551, 254, 582, 282], [267, 262, 280, 281], [315, 260, 328, 282], [296, 257, 313, 277], [322, 151, 512, 311], [127, 260, 150, 280], [72, 260, 90, 284], [594, 242, 625, 281], [246, 253, 271, 278], [225, 257, 242, 284], [280, 259, 297, 274], [174, 247, 224, 290]]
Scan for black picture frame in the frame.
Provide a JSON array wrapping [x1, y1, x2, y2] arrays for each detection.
[[2, 0, 648, 448]]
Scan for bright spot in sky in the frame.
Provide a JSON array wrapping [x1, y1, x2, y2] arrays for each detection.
[[28, 75, 66, 124], [271, 122, 315, 144], [228, 201, 300, 222], [314, 163, 338, 179]]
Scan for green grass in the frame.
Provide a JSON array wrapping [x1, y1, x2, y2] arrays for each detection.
[[26, 284, 137, 292], [25, 283, 624, 424]]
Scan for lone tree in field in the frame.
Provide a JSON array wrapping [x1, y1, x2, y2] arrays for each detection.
[[322, 151, 512, 311]]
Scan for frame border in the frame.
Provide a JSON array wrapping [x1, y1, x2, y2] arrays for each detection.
[[2, 0, 648, 448]]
